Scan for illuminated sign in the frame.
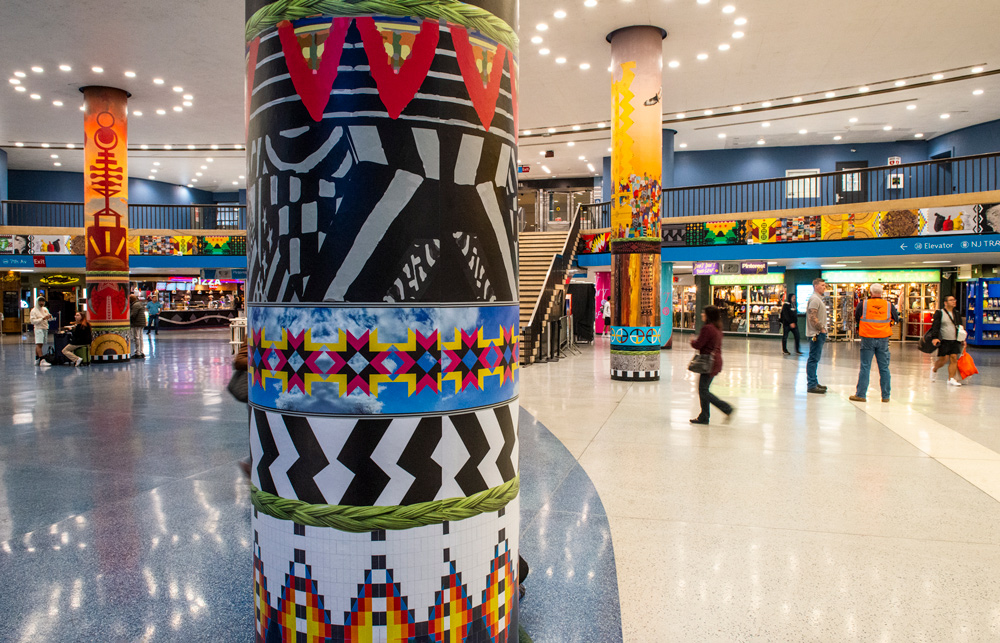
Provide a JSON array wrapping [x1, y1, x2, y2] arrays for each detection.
[[40, 275, 81, 286], [710, 273, 785, 285], [693, 261, 719, 275], [821, 269, 940, 284]]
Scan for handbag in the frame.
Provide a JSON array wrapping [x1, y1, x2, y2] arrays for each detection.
[[957, 351, 978, 380], [687, 353, 715, 374], [227, 370, 249, 403], [918, 330, 936, 354], [957, 326, 968, 342]]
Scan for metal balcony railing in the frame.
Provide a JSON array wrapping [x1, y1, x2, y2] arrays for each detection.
[[1, 201, 246, 230]]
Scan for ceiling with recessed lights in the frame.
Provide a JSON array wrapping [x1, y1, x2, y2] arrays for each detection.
[[1, 0, 999, 188]]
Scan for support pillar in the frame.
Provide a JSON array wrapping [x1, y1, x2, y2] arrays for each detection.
[[244, 2, 520, 640], [83, 87, 131, 362], [608, 26, 664, 381], [661, 262, 674, 348]]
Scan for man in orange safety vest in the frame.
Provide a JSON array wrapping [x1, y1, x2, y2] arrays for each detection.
[[849, 283, 900, 403]]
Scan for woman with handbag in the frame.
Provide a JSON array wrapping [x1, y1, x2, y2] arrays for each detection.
[[930, 295, 965, 386], [690, 306, 735, 425]]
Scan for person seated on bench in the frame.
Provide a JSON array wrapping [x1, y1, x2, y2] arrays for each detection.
[[62, 312, 92, 367]]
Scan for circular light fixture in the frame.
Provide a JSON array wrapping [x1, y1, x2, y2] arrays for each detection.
[[757, 139, 765, 145], [173, 86, 183, 92], [825, 91, 836, 98], [973, 89, 984, 95], [54, 162, 61, 167], [697, 0, 710, 4], [206, 157, 214, 162], [572, 125, 581, 130], [915, 133, 924, 138], [668, 60, 680, 68], [13, 71, 25, 78], [579, 62, 590, 70], [833, 135, 843, 140], [196, 172, 203, 177], [191, 179, 198, 183], [156, 108, 166, 115], [187, 144, 195, 150], [761, 122, 770, 127], [883, 125, 893, 131], [567, 141, 575, 147], [183, 94, 193, 101], [239, 175, 246, 179], [792, 96, 802, 103], [554, 9, 566, 18], [972, 66, 984, 73], [200, 165, 208, 169], [932, 73, 944, 80], [52, 100, 62, 106], [14, 142, 23, 147], [536, 23, 548, 31], [59, 64, 71, 72], [597, 122, 606, 127], [210, 144, 219, 150], [148, 175, 155, 180], [91, 66, 104, 73], [531, 36, 542, 44], [717, 133, 726, 139], [66, 143, 75, 149], [539, 48, 550, 55], [895, 80, 906, 87], [732, 105, 742, 111], [140, 144, 149, 149], [732, 31, 744, 39], [940, 113, 950, 119], [164, 144, 172, 149], [153, 162, 160, 166], [722, 5, 735, 13], [523, 130, 531, 135], [858, 86, 869, 92], [676, 113, 686, 119], [906, 104, 916, 110], [8, 78, 20, 85], [153, 78, 164, 85], [697, 53, 709, 60], [187, 184, 193, 188], [183, 101, 192, 107], [50, 154, 58, 158], [173, 106, 183, 112], [124, 71, 136, 78], [679, 143, 688, 148], [41, 142, 49, 148], [133, 110, 143, 116], [555, 57, 567, 64], [849, 117, 858, 123], [151, 168, 158, 173], [734, 17, 747, 25], [718, 43, 730, 51], [14, 86, 25, 92], [578, 155, 585, 160], [798, 129, 808, 134], [547, 127, 556, 133], [761, 101, 771, 107], [585, 0, 598, 6], [29, 93, 40, 100], [31, 66, 43, 73], [704, 109, 713, 115], [233, 181, 239, 185]]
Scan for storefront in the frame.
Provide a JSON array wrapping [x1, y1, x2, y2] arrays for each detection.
[[672, 273, 698, 331], [139, 277, 244, 329], [709, 273, 786, 336], [815, 269, 941, 342]]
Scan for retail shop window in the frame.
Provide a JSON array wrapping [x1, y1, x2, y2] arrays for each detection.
[[785, 168, 820, 199]]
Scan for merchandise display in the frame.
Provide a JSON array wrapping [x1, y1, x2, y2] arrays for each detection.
[[905, 283, 940, 340], [966, 278, 1000, 345], [710, 283, 785, 335], [674, 284, 697, 330]]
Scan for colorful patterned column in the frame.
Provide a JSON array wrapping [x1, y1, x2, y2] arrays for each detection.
[[660, 262, 674, 348], [83, 87, 131, 361], [244, 1, 520, 640], [609, 26, 664, 381]]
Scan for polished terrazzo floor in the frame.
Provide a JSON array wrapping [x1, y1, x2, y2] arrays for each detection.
[[0, 331, 618, 642], [520, 333, 1000, 642]]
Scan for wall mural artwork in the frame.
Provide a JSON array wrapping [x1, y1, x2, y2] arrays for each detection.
[[0, 235, 83, 255], [580, 231, 610, 254]]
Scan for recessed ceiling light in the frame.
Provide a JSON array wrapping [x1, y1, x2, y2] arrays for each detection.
[[150, 168, 158, 173], [940, 113, 950, 119], [761, 101, 771, 107], [164, 144, 172, 149], [536, 23, 548, 30], [679, 143, 688, 148], [187, 144, 195, 150], [522, 130, 532, 135], [676, 113, 686, 119], [554, 10, 566, 18], [697, 53, 709, 61], [196, 172, 203, 177], [78, 104, 84, 110], [722, 5, 735, 13], [578, 155, 586, 160], [932, 73, 944, 80], [148, 175, 155, 180], [883, 125, 892, 131], [585, 0, 597, 6], [597, 122, 606, 127], [173, 106, 183, 112], [607, 147, 612, 152], [153, 78, 164, 84], [849, 117, 858, 123], [210, 144, 219, 150], [13, 71, 25, 78], [172, 86, 183, 92], [200, 165, 208, 169], [14, 86, 25, 92], [235, 144, 244, 149], [50, 154, 58, 158], [972, 66, 984, 73], [567, 141, 575, 147], [732, 31, 744, 39], [732, 105, 742, 111], [717, 133, 726, 139], [232, 181, 239, 185], [668, 60, 680, 68], [140, 144, 149, 149], [31, 66, 43, 73], [41, 143, 49, 148], [14, 142, 22, 147], [206, 158, 214, 162], [579, 62, 590, 70], [239, 175, 245, 179], [29, 93, 40, 100], [914, 133, 924, 138], [54, 162, 61, 167], [798, 129, 808, 134], [895, 80, 906, 87], [91, 66, 104, 73], [906, 104, 916, 110], [539, 48, 550, 56], [555, 57, 567, 64], [8, 78, 20, 85], [792, 96, 802, 103], [858, 86, 869, 92], [52, 100, 63, 107], [124, 71, 136, 78], [156, 109, 166, 115], [757, 139, 765, 145], [697, 0, 710, 4], [153, 161, 160, 166], [58, 64, 71, 72], [761, 122, 770, 127], [833, 135, 843, 140], [572, 125, 581, 131], [734, 17, 747, 25], [183, 101, 192, 107], [191, 179, 198, 183], [66, 143, 75, 149], [825, 91, 836, 98], [133, 110, 144, 116], [718, 43, 730, 51], [186, 184, 193, 188], [531, 36, 542, 44], [973, 89, 984, 95], [704, 109, 713, 115]]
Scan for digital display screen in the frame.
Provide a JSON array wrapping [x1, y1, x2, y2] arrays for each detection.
[[156, 282, 167, 290], [796, 284, 812, 314], [167, 283, 177, 292]]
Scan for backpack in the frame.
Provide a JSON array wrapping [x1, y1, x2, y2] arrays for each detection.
[[40, 348, 69, 366]]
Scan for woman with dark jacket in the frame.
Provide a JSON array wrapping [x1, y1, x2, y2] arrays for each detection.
[[62, 311, 92, 367], [690, 306, 735, 425], [930, 294, 964, 385], [780, 293, 801, 355]]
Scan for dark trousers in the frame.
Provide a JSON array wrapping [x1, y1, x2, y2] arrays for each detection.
[[146, 315, 159, 333], [781, 324, 800, 353], [698, 374, 732, 422]]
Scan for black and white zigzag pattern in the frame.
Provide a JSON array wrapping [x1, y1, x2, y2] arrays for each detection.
[[611, 370, 660, 381], [250, 401, 519, 506]]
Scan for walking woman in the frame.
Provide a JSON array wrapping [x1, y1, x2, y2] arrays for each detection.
[[690, 306, 735, 425], [780, 293, 801, 355], [930, 294, 964, 386]]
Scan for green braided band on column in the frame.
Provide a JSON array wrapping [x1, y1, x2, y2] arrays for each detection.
[[246, 0, 519, 51], [251, 476, 519, 532], [610, 349, 660, 356]]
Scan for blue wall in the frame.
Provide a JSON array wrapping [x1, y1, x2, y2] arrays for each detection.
[[928, 120, 1000, 158], [8, 169, 217, 204], [0, 149, 7, 203]]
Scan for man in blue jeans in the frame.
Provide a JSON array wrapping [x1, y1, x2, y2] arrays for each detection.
[[805, 278, 829, 394], [849, 283, 899, 403], [145, 294, 162, 335]]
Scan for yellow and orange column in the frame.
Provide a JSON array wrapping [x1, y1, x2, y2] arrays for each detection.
[[609, 27, 665, 380], [83, 87, 131, 361]]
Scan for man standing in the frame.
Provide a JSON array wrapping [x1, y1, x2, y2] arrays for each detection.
[[29, 297, 53, 363], [129, 295, 147, 359], [805, 278, 829, 394], [849, 283, 899, 403], [145, 294, 161, 335], [601, 297, 611, 336]]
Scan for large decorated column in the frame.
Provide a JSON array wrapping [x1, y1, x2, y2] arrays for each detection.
[[83, 87, 131, 361], [609, 27, 664, 380], [244, 1, 520, 640]]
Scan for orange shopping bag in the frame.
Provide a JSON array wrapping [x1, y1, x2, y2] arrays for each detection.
[[957, 351, 978, 380]]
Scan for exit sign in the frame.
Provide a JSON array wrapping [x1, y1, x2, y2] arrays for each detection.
[[518, 165, 530, 173]]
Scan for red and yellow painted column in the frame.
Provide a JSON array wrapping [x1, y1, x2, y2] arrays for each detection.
[[83, 87, 131, 361], [608, 26, 664, 381]]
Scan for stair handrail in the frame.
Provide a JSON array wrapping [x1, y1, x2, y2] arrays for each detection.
[[523, 203, 583, 361]]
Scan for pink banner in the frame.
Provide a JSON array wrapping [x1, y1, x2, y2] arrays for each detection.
[[595, 272, 611, 335]]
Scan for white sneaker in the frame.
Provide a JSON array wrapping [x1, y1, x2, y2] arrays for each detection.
[[948, 378, 963, 387], [930, 366, 937, 381]]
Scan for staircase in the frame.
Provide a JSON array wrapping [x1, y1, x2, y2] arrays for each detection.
[[518, 210, 583, 365]]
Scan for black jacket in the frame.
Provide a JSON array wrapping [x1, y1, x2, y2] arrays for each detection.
[[779, 302, 797, 326], [69, 323, 92, 346], [130, 301, 147, 327]]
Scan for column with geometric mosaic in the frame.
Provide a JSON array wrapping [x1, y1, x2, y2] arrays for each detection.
[[83, 86, 132, 361], [608, 26, 664, 381], [244, 1, 520, 640]]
